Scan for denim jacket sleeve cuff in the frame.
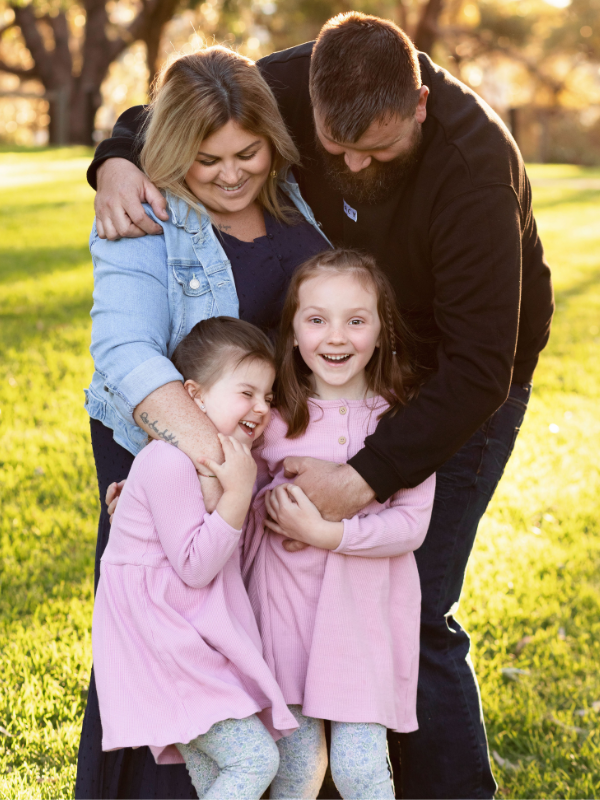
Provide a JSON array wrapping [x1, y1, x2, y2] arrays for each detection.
[[113, 355, 183, 424]]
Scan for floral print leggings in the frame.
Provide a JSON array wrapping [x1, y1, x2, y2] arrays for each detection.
[[177, 706, 394, 799]]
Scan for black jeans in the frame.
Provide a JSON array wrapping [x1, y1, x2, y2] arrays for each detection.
[[388, 382, 531, 799]]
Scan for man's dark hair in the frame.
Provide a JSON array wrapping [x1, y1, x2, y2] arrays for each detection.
[[309, 12, 422, 143]]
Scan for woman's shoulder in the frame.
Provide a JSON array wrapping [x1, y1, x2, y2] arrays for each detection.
[[90, 205, 168, 266]]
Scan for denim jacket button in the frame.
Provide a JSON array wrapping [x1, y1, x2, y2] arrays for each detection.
[[189, 278, 200, 290]]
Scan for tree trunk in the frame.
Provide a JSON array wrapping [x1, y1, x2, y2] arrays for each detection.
[[138, 0, 182, 87], [3, 0, 183, 145], [413, 0, 445, 54]]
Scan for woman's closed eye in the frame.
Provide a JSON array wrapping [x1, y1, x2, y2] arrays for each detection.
[[197, 151, 258, 166]]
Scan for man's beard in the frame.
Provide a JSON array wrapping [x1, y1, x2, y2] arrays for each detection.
[[316, 123, 423, 206]]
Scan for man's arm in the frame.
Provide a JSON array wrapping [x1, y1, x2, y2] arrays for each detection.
[[88, 106, 168, 239], [349, 186, 525, 499], [287, 187, 533, 516]]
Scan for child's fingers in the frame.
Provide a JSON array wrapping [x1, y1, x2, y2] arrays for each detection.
[[198, 458, 220, 478], [287, 484, 316, 511], [265, 489, 280, 520], [264, 517, 286, 536]]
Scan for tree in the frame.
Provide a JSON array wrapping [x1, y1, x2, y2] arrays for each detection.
[[0, 0, 182, 145]]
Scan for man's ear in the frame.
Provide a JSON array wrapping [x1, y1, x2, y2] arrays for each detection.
[[415, 85, 429, 124]]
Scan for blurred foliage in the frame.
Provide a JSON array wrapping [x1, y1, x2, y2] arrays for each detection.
[[2, 0, 600, 155]]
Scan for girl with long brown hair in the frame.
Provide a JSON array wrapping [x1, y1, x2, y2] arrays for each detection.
[[244, 250, 436, 799]]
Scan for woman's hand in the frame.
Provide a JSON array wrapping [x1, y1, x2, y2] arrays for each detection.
[[264, 484, 344, 551], [200, 434, 257, 530], [105, 480, 126, 523]]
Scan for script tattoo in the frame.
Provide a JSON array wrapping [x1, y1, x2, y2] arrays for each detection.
[[218, 223, 231, 232], [140, 412, 179, 447]]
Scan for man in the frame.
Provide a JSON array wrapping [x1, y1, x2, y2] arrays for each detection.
[[87, 13, 553, 799]]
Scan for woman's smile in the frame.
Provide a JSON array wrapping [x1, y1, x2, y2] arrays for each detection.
[[185, 120, 272, 215]]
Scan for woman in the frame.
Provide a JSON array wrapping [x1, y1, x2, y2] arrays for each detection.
[[76, 46, 330, 800]]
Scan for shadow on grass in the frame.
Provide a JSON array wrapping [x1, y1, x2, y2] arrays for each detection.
[[0, 246, 91, 284], [553, 264, 600, 304], [532, 188, 600, 210]]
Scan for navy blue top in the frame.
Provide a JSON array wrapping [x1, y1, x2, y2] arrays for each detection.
[[214, 205, 329, 336]]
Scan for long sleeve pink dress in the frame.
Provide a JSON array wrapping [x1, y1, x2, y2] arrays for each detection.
[[243, 398, 436, 733], [92, 440, 297, 765]]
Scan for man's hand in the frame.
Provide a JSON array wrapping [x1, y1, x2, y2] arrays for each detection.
[[283, 457, 376, 522], [265, 484, 343, 550], [95, 158, 168, 240]]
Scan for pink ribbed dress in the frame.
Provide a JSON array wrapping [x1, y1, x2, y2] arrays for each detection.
[[244, 399, 436, 733], [92, 440, 297, 765]]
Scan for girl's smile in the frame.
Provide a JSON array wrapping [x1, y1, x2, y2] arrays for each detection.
[[293, 273, 381, 401], [185, 358, 275, 445]]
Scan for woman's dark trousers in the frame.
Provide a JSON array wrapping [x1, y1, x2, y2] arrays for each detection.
[[388, 382, 531, 799], [75, 419, 196, 799]]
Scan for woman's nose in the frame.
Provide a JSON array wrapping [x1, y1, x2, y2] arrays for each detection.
[[219, 162, 242, 184]]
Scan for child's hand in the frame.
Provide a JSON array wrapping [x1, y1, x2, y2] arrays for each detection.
[[105, 480, 126, 524], [200, 434, 257, 530], [201, 434, 257, 495], [264, 484, 344, 551]]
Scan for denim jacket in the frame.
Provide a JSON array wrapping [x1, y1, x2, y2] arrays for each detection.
[[85, 173, 331, 455]]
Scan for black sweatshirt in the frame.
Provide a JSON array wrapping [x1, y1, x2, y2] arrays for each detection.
[[88, 43, 554, 501]]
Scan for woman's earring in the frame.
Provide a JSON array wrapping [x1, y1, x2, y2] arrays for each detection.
[[270, 170, 277, 178], [200, 404, 206, 412]]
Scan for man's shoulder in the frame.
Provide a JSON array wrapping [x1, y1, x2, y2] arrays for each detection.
[[258, 41, 314, 70], [419, 53, 524, 192]]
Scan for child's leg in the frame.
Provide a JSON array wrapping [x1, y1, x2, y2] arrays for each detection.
[[178, 714, 280, 800], [270, 705, 327, 799], [330, 721, 394, 800], [175, 741, 220, 797]]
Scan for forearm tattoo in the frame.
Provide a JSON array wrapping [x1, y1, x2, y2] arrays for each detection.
[[140, 412, 179, 447]]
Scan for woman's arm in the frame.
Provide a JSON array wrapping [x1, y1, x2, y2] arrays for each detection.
[[90, 222, 224, 502]]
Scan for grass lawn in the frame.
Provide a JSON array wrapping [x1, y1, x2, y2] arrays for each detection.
[[0, 150, 599, 799]]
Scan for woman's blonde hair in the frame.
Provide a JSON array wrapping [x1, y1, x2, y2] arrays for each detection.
[[140, 46, 300, 221]]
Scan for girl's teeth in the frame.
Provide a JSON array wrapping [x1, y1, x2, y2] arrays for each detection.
[[322, 355, 350, 361]]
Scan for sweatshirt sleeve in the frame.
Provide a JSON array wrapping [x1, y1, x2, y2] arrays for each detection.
[[349, 185, 523, 499], [87, 105, 147, 190], [333, 473, 435, 558], [142, 443, 242, 589]]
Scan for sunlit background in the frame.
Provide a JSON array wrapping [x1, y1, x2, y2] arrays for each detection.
[[1, 0, 600, 162]]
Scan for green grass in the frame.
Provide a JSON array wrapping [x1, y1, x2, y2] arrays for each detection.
[[0, 152, 599, 799]]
